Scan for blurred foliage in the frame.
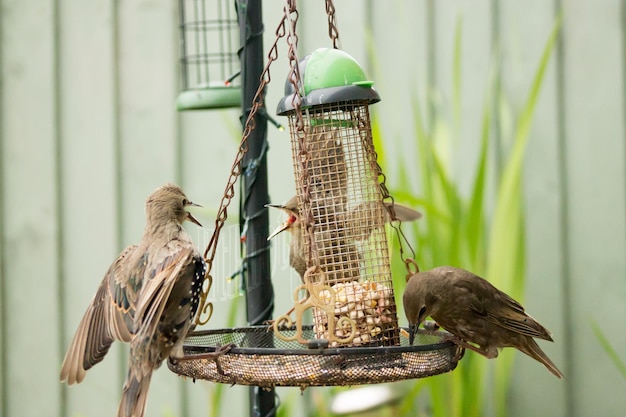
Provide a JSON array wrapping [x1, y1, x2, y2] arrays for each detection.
[[591, 320, 626, 380], [374, 16, 560, 417]]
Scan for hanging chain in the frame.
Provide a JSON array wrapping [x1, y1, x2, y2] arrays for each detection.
[[283, 0, 321, 273], [325, 0, 341, 49], [367, 127, 419, 278], [195, 7, 291, 326]]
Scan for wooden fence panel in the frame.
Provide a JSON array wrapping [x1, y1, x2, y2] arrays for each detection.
[[1, 1, 62, 416], [58, 0, 122, 415], [2, 1, 626, 416], [498, 2, 569, 417], [560, 1, 626, 416]]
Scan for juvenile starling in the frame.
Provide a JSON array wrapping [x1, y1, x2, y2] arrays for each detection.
[[267, 196, 421, 281], [403, 266, 564, 378], [60, 184, 211, 416]]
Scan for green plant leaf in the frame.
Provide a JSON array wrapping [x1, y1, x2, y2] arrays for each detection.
[[591, 320, 626, 379]]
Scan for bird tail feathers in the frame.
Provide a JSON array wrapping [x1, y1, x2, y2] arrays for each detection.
[[118, 370, 152, 417], [518, 338, 565, 379]]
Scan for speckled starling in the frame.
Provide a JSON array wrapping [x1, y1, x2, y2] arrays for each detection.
[[60, 183, 209, 416], [403, 266, 564, 378]]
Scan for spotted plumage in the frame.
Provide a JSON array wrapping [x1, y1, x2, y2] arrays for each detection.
[[60, 183, 206, 417]]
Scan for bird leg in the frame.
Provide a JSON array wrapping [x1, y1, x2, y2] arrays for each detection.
[[443, 337, 496, 359], [171, 343, 235, 363]]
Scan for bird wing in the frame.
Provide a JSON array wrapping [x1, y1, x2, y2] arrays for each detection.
[[60, 245, 140, 384], [468, 280, 552, 341], [133, 245, 198, 360]]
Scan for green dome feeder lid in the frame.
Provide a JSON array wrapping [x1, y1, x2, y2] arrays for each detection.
[[176, 83, 241, 111], [277, 48, 380, 115]]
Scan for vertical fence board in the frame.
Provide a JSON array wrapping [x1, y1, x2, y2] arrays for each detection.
[[367, 0, 430, 185], [433, 0, 493, 196], [1, 0, 62, 416], [497, 2, 568, 417], [560, 1, 626, 416], [58, 0, 122, 416], [117, 0, 182, 415]]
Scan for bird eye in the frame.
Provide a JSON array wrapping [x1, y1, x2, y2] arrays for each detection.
[[182, 198, 189, 206]]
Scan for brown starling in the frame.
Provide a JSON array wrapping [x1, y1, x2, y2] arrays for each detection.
[[403, 266, 564, 378], [60, 183, 209, 416], [267, 196, 421, 281]]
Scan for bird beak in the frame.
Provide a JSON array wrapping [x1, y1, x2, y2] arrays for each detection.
[[265, 203, 286, 210], [184, 200, 203, 227], [408, 323, 418, 345], [186, 211, 203, 227], [267, 220, 290, 240], [266, 203, 290, 240]]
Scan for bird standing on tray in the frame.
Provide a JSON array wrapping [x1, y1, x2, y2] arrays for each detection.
[[403, 266, 564, 378], [60, 184, 226, 417], [267, 196, 421, 281]]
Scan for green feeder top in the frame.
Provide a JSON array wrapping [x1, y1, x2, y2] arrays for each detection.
[[176, 83, 241, 111], [277, 48, 380, 115]]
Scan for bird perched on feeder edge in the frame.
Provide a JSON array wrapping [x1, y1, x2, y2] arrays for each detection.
[[267, 195, 421, 281], [60, 183, 230, 417], [403, 266, 564, 379]]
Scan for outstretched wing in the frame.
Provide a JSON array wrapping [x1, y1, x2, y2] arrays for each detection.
[[60, 245, 142, 384]]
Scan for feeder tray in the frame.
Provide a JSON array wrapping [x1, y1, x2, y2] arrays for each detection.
[[168, 326, 462, 388]]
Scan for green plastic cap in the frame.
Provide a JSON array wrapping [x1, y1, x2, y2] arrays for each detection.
[[277, 48, 380, 115]]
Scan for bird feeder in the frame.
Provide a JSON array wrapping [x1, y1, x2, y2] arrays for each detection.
[[176, 0, 241, 110], [274, 48, 398, 348], [168, 4, 462, 389]]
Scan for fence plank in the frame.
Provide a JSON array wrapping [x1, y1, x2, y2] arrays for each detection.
[[1, 0, 62, 416], [368, 0, 430, 184], [560, 1, 626, 416], [57, 0, 125, 415], [497, 2, 569, 416], [116, 0, 184, 415]]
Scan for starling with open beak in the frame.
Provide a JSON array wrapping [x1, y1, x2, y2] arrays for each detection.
[[403, 266, 564, 378], [60, 183, 227, 417], [267, 196, 421, 281]]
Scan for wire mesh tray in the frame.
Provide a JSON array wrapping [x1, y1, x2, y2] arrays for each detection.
[[168, 325, 462, 387]]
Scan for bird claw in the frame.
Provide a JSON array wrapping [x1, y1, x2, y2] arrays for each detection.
[[171, 343, 235, 363]]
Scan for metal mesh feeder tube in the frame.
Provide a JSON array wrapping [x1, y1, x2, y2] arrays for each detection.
[[275, 48, 399, 348]]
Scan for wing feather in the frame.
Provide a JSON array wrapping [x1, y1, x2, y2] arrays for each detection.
[[60, 245, 140, 384], [467, 278, 552, 341]]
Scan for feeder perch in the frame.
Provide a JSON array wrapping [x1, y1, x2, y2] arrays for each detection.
[[169, 325, 461, 387], [176, 0, 241, 110], [169, 41, 463, 388]]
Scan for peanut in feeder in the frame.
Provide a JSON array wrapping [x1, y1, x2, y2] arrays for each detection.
[[274, 48, 400, 347]]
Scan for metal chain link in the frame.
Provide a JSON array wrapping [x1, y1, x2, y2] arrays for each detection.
[[365, 119, 419, 277], [325, 0, 341, 49], [195, 6, 291, 325], [283, 0, 321, 273]]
